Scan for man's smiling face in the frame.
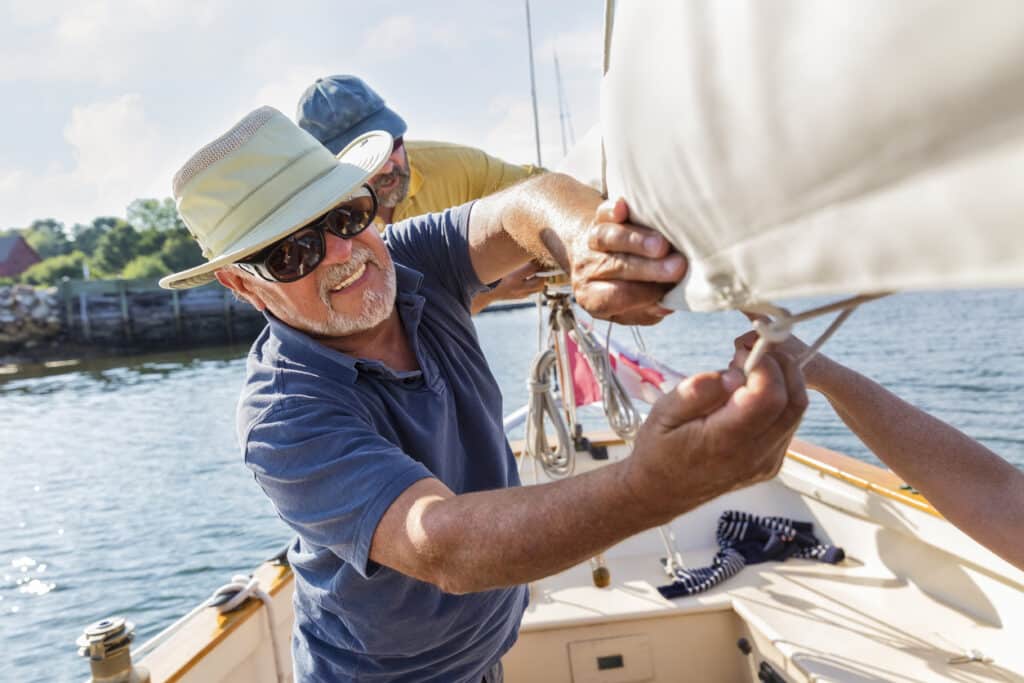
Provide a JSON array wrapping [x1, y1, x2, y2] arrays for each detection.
[[237, 226, 398, 339]]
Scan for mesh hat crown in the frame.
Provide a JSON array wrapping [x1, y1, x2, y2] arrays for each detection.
[[159, 106, 392, 290]]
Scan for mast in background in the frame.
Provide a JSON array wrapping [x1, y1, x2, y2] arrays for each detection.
[[524, 0, 543, 167], [554, 50, 576, 156]]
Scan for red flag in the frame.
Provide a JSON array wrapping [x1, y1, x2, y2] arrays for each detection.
[[566, 335, 602, 407], [616, 353, 666, 388]]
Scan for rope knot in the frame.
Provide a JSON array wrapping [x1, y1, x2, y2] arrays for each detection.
[[752, 317, 793, 344], [207, 574, 262, 614]]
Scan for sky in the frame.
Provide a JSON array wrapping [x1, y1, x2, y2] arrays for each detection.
[[0, 0, 605, 230]]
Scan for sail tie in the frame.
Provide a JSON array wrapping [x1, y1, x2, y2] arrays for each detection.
[[741, 294, 890, 376]]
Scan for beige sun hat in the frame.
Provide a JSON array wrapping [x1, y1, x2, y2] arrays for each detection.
[[159, 106, 392, 289]]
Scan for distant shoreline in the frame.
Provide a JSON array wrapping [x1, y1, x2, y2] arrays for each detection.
[[0, 301, 534, 376]]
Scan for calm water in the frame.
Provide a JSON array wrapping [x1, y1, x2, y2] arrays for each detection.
[[2, 289, 1022, 682]]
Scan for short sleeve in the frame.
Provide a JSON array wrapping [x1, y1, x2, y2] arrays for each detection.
[[384, 203, 486, 309], [243, 400, 433, 578], [471, 149, 542, 197]]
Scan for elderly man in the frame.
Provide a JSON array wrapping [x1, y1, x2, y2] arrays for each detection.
[[160, 107, 807, 682], [297, 74, 546, 313]]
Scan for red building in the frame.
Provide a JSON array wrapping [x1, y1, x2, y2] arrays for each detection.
[[0, 234, 41, 278]]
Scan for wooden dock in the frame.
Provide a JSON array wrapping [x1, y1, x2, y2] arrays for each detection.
[[57, 278, 265, 349], [52, 278, 531, 352]]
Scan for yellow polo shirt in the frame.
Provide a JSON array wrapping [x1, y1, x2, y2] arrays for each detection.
[[375, 140, 542, 226]]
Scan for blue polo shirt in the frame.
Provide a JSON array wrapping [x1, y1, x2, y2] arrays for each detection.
[[239, 203, 527, 682]]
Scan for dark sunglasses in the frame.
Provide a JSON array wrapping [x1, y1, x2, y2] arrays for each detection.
[[238, 185, 378, 283]]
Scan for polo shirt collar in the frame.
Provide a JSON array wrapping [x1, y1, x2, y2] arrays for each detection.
[[264, 262, 427, 384]]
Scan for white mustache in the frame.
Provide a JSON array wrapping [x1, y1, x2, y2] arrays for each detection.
[[319, 247, 380, 297]]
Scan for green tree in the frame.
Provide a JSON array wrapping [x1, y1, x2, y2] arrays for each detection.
[[121, 254, 170, 280], [92, 221, 141, 276], [137, 228, 167, 255], [19, 251, 88, 286], [24, 218, 71, 258], [72, 217, 119, 256], [127, 198, 184, 233], [159, 229, 203, 272]]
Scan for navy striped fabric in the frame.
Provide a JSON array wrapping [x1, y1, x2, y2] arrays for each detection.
[[658, 510, 844, 598]]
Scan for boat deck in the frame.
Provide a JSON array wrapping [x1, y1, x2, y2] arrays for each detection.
[[510, 536, 1022, 682], [138, 439, 1024, 683]]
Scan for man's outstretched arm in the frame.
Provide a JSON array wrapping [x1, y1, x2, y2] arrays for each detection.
[[370, 352, 807, 594]]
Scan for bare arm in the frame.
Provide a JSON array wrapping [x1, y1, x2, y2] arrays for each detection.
[[468, 262, 545, 315], [466, 172, 687, 325], [370, 354, 807, 594], [811, 359, 1024, 569], [734, 331, 1024, 570]]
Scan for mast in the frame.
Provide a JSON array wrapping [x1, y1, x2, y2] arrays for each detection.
[[524, 0, 543, 167], [554, 50, 576, 156]]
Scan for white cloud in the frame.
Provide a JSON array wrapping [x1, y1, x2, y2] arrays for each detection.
[[480, 96, 563, 168], [0, 0, 605, 228], [253, 66, 337, 121], [0, 0, 228, 84], [360, 15, 459, 61], [362, 15, 418, 56], [539, 25, 603, 74], [0, 94, 185, 228]]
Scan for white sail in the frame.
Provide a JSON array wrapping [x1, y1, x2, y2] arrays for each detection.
[[601, 0, 1024, 313]]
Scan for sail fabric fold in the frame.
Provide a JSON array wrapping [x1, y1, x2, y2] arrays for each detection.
[[602, 0, 1024, 312]]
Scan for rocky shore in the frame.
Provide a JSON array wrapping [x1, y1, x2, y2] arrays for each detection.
[[0, 285, 63, 362]]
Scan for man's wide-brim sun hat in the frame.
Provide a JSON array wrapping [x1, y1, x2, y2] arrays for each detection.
[[158, 106, 393, 290]]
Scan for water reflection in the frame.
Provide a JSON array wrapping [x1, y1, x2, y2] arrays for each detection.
[[0, 344, 251, 395]]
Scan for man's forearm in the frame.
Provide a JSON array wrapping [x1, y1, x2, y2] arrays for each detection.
[[468, 173, 683, 326], [810, 360, 1024, 569], [468, 172, 597, 283], [501, 172, 598, 272], [374, 361, 806, 593], [411, 460, 683, 595]]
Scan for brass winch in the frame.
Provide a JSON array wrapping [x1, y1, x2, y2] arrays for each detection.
[[76, 616, 150, 683]]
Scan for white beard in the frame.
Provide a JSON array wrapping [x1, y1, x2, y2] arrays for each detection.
[[293, 246, 398, 338]]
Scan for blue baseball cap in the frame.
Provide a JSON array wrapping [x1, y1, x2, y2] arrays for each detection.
[[296, 75, 407, 155]]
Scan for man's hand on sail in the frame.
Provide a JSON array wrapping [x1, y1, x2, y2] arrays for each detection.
[[571, 197, 686, 326]]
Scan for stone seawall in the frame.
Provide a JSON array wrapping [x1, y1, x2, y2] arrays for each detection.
[[0, 279, 266, 362], [0, 285, 61, 353]]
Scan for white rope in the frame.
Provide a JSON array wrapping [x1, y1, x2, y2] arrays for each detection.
[[207, 574, 285, 683], [525, 349, 575, 478], [567, 314, 641, 441], [742, 293, 890, 376]]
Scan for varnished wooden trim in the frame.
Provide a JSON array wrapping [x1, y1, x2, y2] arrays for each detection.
[[785, 437, 941, 518], [144, 562, 293, 683]]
